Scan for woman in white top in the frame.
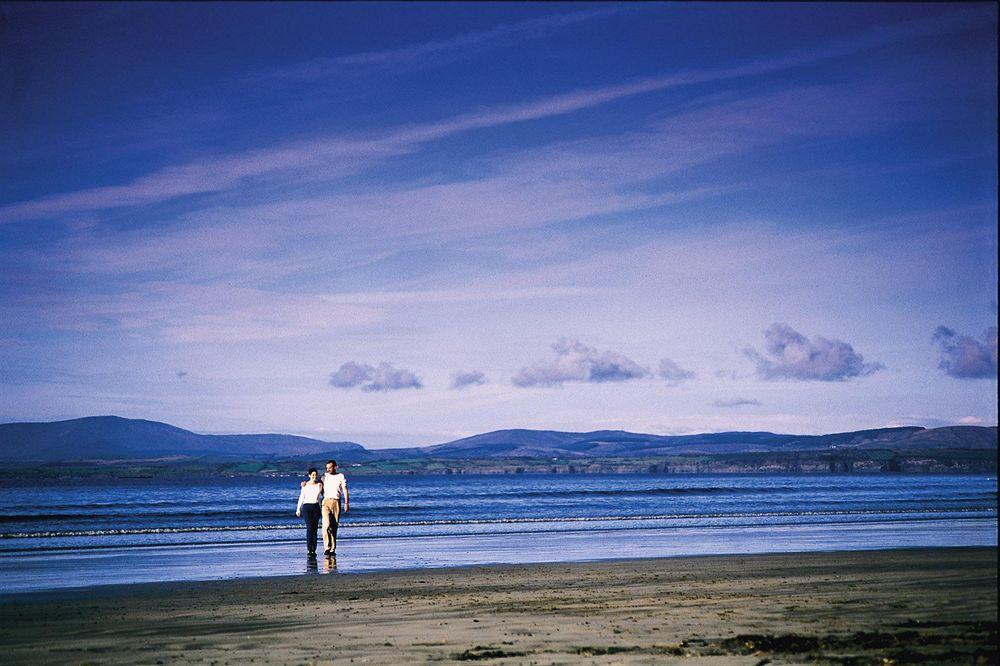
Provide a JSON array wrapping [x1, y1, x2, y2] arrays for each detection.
[[296, 467, 323, 555]]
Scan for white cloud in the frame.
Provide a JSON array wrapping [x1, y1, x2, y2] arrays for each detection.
[[450, 370, 487, 390], [512, 338, 650, 387], [933, 325, 998, 379], [744, 323, 884, 381], [329, 361, 423, 392]]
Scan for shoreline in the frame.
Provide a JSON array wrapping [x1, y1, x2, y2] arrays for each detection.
[[1, 547, 996, 664], [0, 543, 992, 604], [2, 515, 995, 596], [3, 469, 997, 481]]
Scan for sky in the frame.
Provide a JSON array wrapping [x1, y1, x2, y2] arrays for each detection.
[[0, 2, 997, 447]]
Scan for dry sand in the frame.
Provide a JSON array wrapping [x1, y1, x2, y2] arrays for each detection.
[[1, 547, 996, 665]]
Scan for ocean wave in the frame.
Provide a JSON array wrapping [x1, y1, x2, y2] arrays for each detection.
[[402, 486, 804, 500], [0, 504, 445, 524], [0, 506, 994, 539], [1, 487, 990, 517], [0, 494, 993, 525]]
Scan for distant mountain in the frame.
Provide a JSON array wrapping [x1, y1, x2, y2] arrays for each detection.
[[416, 425, 996, 458], [0, 416, 994, 463], [417, 429, 593, 458], [0, 416, 368, 462]]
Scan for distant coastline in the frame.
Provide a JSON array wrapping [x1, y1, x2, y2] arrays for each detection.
[[0, 415, 994, 478], [2, 454, 995, 480]]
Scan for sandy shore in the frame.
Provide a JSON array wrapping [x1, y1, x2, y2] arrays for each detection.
[[1, 547, 996, 664]]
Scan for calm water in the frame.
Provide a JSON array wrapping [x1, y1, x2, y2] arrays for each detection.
[[0, 474, 995, 594]]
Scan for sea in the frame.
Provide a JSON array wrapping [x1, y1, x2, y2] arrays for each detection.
[[0, 473, 995, 595]]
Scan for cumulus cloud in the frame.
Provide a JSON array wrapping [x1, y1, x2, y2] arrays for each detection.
[[712, 398, 762, 408], [744, 323, 883, 381], [329, 361, 373, 389], [932, 326, 998, 379], [450, 370, 487, 390], [512, 338, 650, 387], [658, 358, 695, 385], [329, 361, 423, 392]]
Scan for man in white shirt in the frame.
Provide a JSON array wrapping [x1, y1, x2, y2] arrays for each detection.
[[321, 459, 349, 556]]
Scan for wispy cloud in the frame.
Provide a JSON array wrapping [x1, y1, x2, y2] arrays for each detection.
[[0, 8, 976, 225], [329, 361, 423, 392], [712, 398, 762, 408], [320, 286, 612, 305], [259, 7, 625, 80], [0, 138, 407, 223], [658, 358, 695, 385], [744, 323, 884, 381], [91, 72, 920, 272], [512, 338, 650, 387], [933, 325, 998, 379], [2, 282, 383, 343]]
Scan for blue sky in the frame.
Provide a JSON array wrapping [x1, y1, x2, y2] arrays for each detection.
[[1, 2, 996, 447]]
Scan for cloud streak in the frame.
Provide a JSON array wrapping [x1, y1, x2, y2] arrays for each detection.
[[1, 282, 383, 343], [101, 70, 915, 274], [744, 323, 884, 381], [0, 139, 407, 223], [260, 7, 625, 80], [320, 286, 612, 305], [712, 398, 762, 408], [933, 325, 998, 379], [0, 8, 977, 225], [17, 70, 894, 282], [512, 338, 650, 387]]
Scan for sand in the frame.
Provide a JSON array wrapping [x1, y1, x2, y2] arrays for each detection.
[[1, 547, 996, 665]]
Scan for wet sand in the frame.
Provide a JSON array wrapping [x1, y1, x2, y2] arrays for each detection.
[[1, 547, 996, 664]]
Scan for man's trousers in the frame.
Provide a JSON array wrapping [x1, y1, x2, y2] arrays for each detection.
[[321, 498, 341, 554]]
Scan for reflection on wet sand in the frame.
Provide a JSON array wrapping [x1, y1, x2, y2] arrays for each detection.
[[304, 552, 337, 574], [304, 553, 338, 574], [1, 517, 994, 595]]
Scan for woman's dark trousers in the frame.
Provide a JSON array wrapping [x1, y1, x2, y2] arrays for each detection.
[[303, 503, 321, 554]]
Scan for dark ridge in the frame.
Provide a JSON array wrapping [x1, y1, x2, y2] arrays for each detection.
[[0, 416, 994, 463]]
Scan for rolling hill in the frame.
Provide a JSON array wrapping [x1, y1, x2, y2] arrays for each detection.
[[414, 426, 995, 458], [0, 416, 369, 462], [0, 416, 994, 464]]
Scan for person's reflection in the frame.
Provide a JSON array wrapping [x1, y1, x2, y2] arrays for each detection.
[[322, 553, 337, 574], [306, 553, 318, 573]]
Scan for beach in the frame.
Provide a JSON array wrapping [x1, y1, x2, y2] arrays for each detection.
[[1, 547, 995, 664]]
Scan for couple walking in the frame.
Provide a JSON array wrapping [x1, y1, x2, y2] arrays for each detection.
[[295, 459, 349, 556]]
